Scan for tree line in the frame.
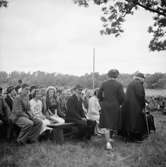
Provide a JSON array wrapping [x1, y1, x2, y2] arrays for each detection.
[[0, 71, 166, 89]]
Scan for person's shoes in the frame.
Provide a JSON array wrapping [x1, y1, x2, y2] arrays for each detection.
[[105, 142, 113, 150]]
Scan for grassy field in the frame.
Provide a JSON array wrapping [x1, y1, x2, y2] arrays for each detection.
[[0, 112, 166, 167], [123, 88, 166, 97], [145, 89, 166, 97]]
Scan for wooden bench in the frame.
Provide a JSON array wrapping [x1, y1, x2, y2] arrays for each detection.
[[47, 122, 76, 144]]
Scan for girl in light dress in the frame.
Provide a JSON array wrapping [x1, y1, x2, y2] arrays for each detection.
[[86, 89, 105, 135], [29, 88, 52, 134]]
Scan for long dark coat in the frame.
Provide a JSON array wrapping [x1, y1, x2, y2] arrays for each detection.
[[122, 79, 147, 135], [98, 79, 125, 130]]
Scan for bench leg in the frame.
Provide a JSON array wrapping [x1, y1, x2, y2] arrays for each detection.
[[53, 128, 64, 145]]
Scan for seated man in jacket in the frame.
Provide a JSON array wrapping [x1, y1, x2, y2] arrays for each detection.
[[12, 84, 42, 145], [65, 85, 96, 141]]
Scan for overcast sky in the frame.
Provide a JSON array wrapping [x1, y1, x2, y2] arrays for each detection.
[[0, 0, 166, 76]]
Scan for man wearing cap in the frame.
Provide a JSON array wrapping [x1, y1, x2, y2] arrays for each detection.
[[122, 72, 147, 141], [98, 69, 125, 150], [66, 84, 96, 141], [12, 83, 42, 145]]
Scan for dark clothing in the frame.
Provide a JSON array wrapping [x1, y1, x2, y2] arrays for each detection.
[[5, 95, 14, 111], [46, 96, 58, 115], [0, 95, 10, 122], [66, 94, 86, 124], [121, 79, 147, 139], [5, 95, 17, 140], [98, 79, 125, 130], [66, 94, 95, 140], [15, 85, 21, 94], [0, 95, 13, 140]]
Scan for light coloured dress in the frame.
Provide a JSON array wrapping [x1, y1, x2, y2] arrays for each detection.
[[87, 96, 101, 123], [30, 99, 52, 134]]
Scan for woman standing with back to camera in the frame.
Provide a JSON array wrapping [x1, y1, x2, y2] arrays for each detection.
[[98, 69, 125, 150]]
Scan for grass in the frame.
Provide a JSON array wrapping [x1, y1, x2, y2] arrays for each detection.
[[145, 89, 166, 97], [0, 112, 166, 167]]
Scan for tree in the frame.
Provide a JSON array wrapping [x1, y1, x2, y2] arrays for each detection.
[[74, 0, 166, 51], [0, 0, 7, 7]]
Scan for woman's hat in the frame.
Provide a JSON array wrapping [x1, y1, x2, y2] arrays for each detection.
[[135, 72, 145, 79], [108, 69, 119, 78]]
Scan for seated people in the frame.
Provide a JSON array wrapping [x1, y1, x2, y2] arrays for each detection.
[[29, 88, 52, 134], [12, 84, 42, 145], [65, 85, 96, 141], [45, 86, 65, 124]]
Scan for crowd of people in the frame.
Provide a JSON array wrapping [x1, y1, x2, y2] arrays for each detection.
[[146, 96, 166, 113], [0, 69, 158, 150]]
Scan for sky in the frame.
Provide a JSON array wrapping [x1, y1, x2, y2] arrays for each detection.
[[0, 0, 166, 76]]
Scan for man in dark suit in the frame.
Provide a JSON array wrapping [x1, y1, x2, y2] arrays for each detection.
[[65, 85, 96, 141], [98, 69, 125, 150]]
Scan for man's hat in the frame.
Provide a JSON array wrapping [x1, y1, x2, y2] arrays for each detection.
[[135, 72, 145, 79]]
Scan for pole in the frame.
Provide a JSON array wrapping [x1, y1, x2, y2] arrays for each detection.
[[92, 48, 95, 90]]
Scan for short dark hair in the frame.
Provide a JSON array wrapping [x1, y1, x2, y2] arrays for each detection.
[[30, 85, 38, 92], [7, 86, 15, 94]]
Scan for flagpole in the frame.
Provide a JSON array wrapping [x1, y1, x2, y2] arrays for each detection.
[[92, 48, 95, 90]]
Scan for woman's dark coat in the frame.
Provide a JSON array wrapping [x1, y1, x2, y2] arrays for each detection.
[[98, 79, 125, 130], [122, 79, 147, 135]]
